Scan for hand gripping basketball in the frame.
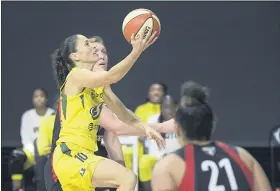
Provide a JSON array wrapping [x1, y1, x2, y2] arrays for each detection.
[[130, 30, 158, 56]]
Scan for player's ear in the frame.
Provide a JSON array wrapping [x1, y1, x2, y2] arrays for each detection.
[[70, 52, 79, 62], [175, 124, 181, 137]]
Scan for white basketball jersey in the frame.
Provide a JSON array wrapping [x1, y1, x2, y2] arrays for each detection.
[[20, 108, 54, 154], [147, 114, 181, 158]]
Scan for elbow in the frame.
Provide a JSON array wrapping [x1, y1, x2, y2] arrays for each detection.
[[106, 71, 122, 84], [104, 120, 123, 136], [113, 128, 123, 136]]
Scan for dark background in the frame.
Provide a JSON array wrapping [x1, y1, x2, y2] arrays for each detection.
[[2, 2, 280, 147]]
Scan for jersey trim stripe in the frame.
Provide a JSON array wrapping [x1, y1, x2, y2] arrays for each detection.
[[186, 144, 195, 191], [217, 141, 254, 190], [79, 94, 85, 108], [179, 144, 195, 191], [61, 94, 67, 119], [51, 153, 58, 182]]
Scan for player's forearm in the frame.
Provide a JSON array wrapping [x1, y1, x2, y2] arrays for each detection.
[[107, 50, 140, 83], [104, 86, 145, 129], [114, 122, 146, 136], [149, 119, 176, 133], [104, 131, 125, 166]]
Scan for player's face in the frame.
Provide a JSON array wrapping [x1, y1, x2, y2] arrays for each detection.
[[70, 35, 99, 64], [161, 101, 176, 120], [148, 84, 164, 103], [33, 90, 47, 109], [90, 42, 108, 71]]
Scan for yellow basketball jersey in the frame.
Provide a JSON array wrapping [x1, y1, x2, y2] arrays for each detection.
[[57, 67, 104, 152]]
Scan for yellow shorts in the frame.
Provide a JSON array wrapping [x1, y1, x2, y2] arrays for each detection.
[[53, 142, 105, 191], [139, 154, 158, 182]]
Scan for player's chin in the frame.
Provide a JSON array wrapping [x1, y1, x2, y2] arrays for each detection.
[[99, 65, 107, 71], [35, 103, 45, 108]]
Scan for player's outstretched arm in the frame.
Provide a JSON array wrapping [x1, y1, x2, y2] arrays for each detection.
[[149, 119, 177, 133], [104, 86, 174, 132], [71, 31, 157, 89], [103, 130, 125, 167], [98, 106, 165, 149], [103, 85, 144, 128]]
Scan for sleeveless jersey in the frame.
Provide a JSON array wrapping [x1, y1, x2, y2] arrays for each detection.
[[147, 114, 181, 158], [56, 67, 104, 152], [175, 141, 253, 191]]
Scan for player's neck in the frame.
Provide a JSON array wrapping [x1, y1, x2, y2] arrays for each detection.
[[76, 62, 94, 71], [35, 107, 47, 116], [183, 138, 212, 146]]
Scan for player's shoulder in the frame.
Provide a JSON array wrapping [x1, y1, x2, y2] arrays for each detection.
[[42, 114, 56, 122], [135, 102, 150, 112], [22, 108, 36, 118], [135, 103, 145, 109], [155, 153, 182, 171], [216, 141, 254, 169], [235, 146, 253, 160], [47, 107, 55, 114]]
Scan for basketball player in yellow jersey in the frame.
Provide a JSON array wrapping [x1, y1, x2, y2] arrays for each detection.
[[51, 30, 164, 191]]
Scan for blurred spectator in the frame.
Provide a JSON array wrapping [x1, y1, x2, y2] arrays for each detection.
[[122, 82, 167, 171], [139, 95, 179, 191], [8, 88, 54, 191], [135, 82, 168, 122], [34, 100, 58, 191]]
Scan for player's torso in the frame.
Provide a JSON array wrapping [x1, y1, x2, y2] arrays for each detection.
[[58, 86, 104, 151], [178, 142, 252, 191]]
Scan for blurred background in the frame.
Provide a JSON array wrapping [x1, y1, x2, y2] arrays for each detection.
[[2, 1, 280, 191]]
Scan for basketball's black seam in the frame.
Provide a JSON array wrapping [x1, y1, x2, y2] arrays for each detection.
[[151, 14, 154, 38]]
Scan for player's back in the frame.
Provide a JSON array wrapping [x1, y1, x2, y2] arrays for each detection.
[[176, 141, 253, 191], [57, 68, 105, 152]]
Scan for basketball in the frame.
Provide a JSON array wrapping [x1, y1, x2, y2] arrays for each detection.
[[122, 8, 161, 44]]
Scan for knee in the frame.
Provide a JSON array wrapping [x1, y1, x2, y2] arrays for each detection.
[[9, 148, 27, 175], [119, 169, 137, 187]]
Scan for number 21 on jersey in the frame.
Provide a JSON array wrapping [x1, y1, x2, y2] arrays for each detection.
[[201, 158, 238, 191]]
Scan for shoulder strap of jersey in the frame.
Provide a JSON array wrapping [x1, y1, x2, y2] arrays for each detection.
[[60, 67, 78, 92], [216, 141, 254, 189], [51, 101, 62, 153], [178, 144, 195, 191], [173, 147, 185, 160]]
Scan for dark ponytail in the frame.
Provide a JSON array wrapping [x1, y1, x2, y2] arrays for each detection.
[[51, 35, 78, 88], [175, 81, 213, 141]]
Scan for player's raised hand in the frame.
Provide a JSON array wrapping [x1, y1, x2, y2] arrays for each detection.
[[144, 126, 165, 150], [130, 30, 158, 56]]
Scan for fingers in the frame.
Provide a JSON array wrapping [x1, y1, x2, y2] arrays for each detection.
[[146, 31, 157, 45], [151, 132, 165, 150], [130, 33, 135, 43], [149, 36, 158, 45], [156, 139, 165, 150]]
